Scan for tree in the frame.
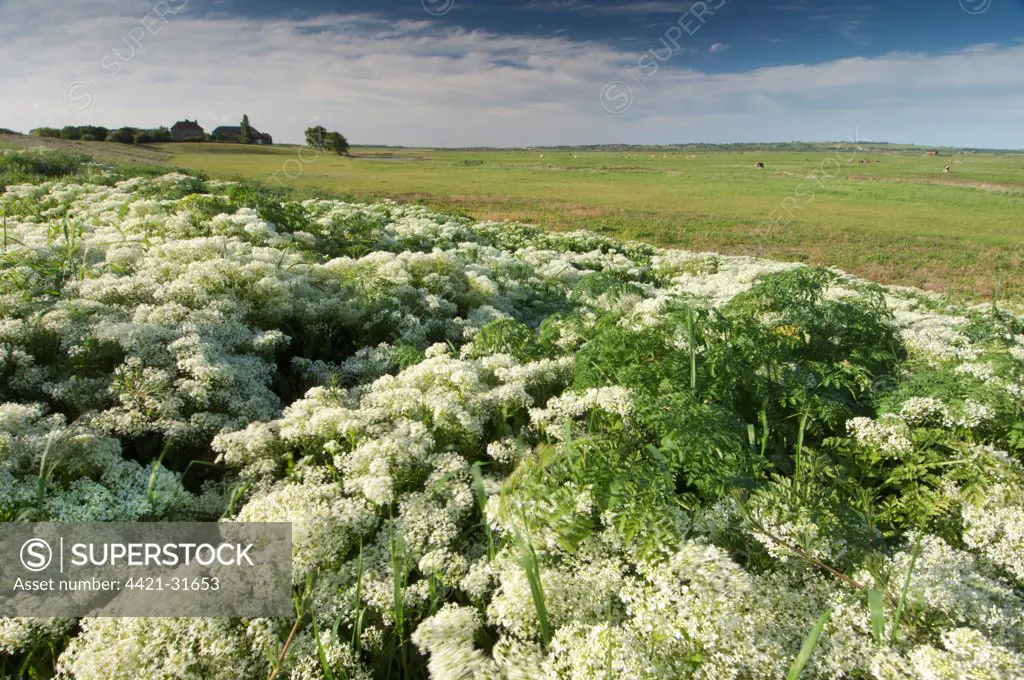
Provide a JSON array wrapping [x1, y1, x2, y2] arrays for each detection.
[[82, 126, 109, 141], [239, 114, 251, 144], [106, 127, 137, 144], [324, 131, 350, 156], [150, 126, 172, 142], [305, 125, 327, 151]]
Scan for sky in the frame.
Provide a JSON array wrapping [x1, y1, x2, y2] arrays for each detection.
[[0, 0, 1022, 147]]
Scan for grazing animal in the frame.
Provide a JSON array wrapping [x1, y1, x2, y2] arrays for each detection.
[[755, 161, 765, 169], [943, 164, 951, 173]]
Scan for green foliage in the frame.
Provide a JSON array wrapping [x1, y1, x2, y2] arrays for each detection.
[[239, 114, 251, 145], [106, 127, 137, 144], [505, 430, 686, 558], [567, 268, 905, 515], [706, 269, 903, 450], [325, 131, 350, 156], [467, 318, 542, 361], [176, 193, 234, 230], [639, 388, 759, 502], [226, 182, 312, 234], [134, 127, 172, 144], [0, 147, 91, 186], [825, 425, 1006, 536], [306, 125, 328, 151]]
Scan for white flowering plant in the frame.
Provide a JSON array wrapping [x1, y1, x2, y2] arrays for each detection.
[[1, 154, 1023, 679]]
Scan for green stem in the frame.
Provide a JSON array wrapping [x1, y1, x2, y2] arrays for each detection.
[[793, 412, 808, 502], [759, 402, 770, 458], [687, 307, 697, 390]]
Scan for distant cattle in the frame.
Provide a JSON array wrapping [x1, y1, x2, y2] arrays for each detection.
[[755, 161, 765, 169]]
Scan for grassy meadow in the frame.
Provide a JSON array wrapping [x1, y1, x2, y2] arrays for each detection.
[[155, 142, 1024, 304]]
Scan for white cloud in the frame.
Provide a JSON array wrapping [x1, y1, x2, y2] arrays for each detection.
[[0, 1, 1021, 148], [519, 1, 696, 15], [579, 2, 697, 15], [709, 42, 729, 53]]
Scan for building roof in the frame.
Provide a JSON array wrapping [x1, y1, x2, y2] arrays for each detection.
[[171, 120, 204, 131], [212, 125, 261, 137]]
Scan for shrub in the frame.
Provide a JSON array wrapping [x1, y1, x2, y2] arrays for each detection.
[[0, 147, 91, 187], [105, 127, 136, 144]]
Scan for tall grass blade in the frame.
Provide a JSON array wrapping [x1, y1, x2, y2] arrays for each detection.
[[518, 534, 552, 649], [759, 402, 770, 457], [146, 438, 174, 506], [471, 461, 495, 561], [36, 432, 67, 510], [351, 539, 365, 652], [36, 441, 54, 509], [223, 480, 251, 518], [787, 608, 832, 680], [311, 616, 339, 680], [867, 589, 885, 646], [389, 523, 408, 677], [890, 535, 922, 644], [687, 306, 697, 390]]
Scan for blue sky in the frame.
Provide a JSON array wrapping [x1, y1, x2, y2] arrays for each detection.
[[1, 0, 1022, 147]]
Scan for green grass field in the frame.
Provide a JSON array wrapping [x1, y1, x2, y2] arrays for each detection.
[[156, 142, 1024, 304], [10, 134, 1024, 304]]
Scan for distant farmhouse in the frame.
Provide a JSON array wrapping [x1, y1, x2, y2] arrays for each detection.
[[167, 119, 273, 144], [211, 125, 273, 145], [170, 119, 205, 141]]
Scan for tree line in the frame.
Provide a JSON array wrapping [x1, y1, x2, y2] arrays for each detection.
[[29, 126, 172, 144], [23, 121, 349, 150]]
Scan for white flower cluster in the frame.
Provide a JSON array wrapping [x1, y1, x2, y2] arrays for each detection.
[[885, 536, 1024, 648], [872, 628, 1024, 679], [529, 387, 635, 441], [961, 483, 1024, 583], [846, 415, 913, 457], [0, 401, 195, 521], [887, 296, 978, 363], [55, 618, 268, 680], [0, 617, 75, 656], [898, 396, 994, 429], [3, 170, 1024, 679]]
